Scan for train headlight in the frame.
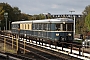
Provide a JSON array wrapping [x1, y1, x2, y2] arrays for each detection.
[[55, 38, 58, 41], [56, 33, 59, 36], [24, 34, 26, 37], [63, 22, 65, 24], [68, 33, 71, 36]]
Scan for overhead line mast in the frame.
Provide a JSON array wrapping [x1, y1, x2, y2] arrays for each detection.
[[69, 11, 75, 35]]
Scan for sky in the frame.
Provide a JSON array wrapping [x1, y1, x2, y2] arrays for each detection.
[[0, 0, 90, 15]]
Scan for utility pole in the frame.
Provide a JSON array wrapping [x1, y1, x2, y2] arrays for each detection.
[[69, 11, 75, 35], [69, 11, 75, 14], [9, 21, 11, 30], [4, 12, 8, 31]]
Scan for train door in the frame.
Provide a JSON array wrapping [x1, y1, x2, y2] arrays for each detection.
[[63, 24, 66, 31]]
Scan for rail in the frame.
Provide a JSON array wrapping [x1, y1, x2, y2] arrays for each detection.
[[0, 32, 90, 60]]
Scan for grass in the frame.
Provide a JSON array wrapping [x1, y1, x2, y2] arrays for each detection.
[[0, 42, 17, 54]]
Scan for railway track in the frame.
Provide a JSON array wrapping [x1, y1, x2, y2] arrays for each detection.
[[0, 34, 68, 60], [0, 33, 90, 60], [0, 36, 48, 60]]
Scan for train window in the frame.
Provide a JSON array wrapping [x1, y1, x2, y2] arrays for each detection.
[[46, 24, 48, 30], [12, 25, 14, 28], [14, 25, 16, 28], [28, 24, 29, 29], [39, 24, 42, 30], [67, 23, 73, 31], [37, 23, 39, 30], [25, 24, 26, 29], [33, 24, 35, 30], [35, 24, 37, 30], [43, 24, 47, 30], [48, 24, 51, 31], [32, 23, 35, 30], [18, 24, 20, 28], [56, 23, 67, 31], [15, 24, 18, 28], [41, 24, 43, 30], [56, 24, 61, 31]]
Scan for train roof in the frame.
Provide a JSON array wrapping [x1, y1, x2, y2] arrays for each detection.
[[12, 18, 73, 24]]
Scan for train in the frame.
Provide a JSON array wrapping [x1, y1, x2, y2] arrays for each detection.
[[11, 18, 74, 45]]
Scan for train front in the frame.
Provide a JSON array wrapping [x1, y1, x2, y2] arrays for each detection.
[[50, 18, 74, 44]]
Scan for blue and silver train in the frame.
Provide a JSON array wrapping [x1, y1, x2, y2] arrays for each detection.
[[11, 18, 74, 45]]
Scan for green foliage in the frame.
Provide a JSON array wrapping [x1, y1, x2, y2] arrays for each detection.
[[76, 5, 90, 34], [0, 3, 13, 30], [31, 14, 46, 20], [0, 4, 5, 20], [1, 2, 90, 33], [82, 5, 90, 15], [82, 5, 90, 33], [0, 3, 23, 30], [0, 2, 49, 30], [20, 13, 28, 20], [85, 13, 90, 31]]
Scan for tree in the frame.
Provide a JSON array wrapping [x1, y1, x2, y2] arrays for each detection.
[[83, 5, 90, 32], [31, 14, 45, 20], [20, 13, 28, 20], [85, 13, 90, 31], [13, 7, 21, 21], [76, 5, 90, 34], [0, 3, 22, 30], [75, 5, 90, 34], [82, 5, 90, 15], [38, 14, 45, 19], [0, 3, 14, 30], [0, 6, 4, 20]]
